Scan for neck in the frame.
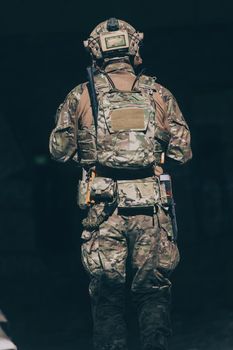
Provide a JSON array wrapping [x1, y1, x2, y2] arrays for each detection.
[[99, 57, 134, 73]]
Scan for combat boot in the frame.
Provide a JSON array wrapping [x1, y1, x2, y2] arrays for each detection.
[[97, 344, 128, 350], [95, 338, 128, 350], [143, 333, 168, 350]]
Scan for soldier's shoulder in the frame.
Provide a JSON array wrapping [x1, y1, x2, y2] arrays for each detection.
[[140, 74, 173, 103], [66, 82, 88, 100], [139, 74, 157, 89]]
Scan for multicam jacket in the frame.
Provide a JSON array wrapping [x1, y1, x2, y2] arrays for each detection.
[[49, 62, 192, 166]]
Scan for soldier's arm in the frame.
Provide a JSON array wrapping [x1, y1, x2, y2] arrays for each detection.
[[161, 87, 192, 164], [49, 84, 84, 163]]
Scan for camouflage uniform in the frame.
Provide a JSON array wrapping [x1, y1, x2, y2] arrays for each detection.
[[49, 61, 192, 350]]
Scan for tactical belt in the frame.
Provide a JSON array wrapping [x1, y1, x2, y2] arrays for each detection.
[[95, 164, 154, 180]]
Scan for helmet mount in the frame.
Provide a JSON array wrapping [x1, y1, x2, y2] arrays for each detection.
[[107, 18, 120, 31]]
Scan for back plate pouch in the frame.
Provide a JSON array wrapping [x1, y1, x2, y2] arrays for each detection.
[[117, 177, 160, 208], [96, 84, 157, 169]]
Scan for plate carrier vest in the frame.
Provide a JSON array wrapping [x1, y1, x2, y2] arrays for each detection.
[[77, 72, 165, 169]]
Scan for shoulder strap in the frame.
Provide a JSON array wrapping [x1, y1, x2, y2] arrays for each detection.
[[86, 67, 99, 132], [94, 71, 115, 93], [93, 71, 157, 95], [131, 68, 146, 91]]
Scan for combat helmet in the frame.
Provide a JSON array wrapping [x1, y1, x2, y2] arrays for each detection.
[[83, 18, 144, 64]]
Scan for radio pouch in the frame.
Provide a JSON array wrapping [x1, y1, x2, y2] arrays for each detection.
[[90, 177, 116, 203]]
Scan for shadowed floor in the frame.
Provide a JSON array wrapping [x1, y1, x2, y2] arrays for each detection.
[[1, 255, 233, 350]]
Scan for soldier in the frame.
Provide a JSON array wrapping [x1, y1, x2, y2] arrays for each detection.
[[49, 18, 192, 350]]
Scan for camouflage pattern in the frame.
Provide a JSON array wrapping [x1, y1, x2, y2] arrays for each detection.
[[154, 84, 192, 164], [77, 180, 88, 209], [76, 126, 97, 165], [81, 206, 178, 349], [94, 73, 162, 169], [117, 177, 160, 208], [49, 84, 84, 163], [166, 102, 191, 163], [84, 19, 143, 60], [49, 60, 192, 350], [89, 19, 137, 43], [79, 175, 162, 210], [49, 66, 192, 167], [90, 176, 116, 202], [81, 200, 118, 231]]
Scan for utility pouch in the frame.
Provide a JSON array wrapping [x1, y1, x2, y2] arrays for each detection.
[[77, 180, 88, 210], [77, 127, 97, 166], [90, 177, 117, 203], [117, 177, 160, 208]]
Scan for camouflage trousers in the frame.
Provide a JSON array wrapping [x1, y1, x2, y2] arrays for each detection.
[[81, 205, 180, 350]]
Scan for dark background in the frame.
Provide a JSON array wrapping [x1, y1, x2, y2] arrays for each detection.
[[1, 1, 233, 349]]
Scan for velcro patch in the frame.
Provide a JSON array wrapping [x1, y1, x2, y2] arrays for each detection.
[[110, 108, 145, 131]]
